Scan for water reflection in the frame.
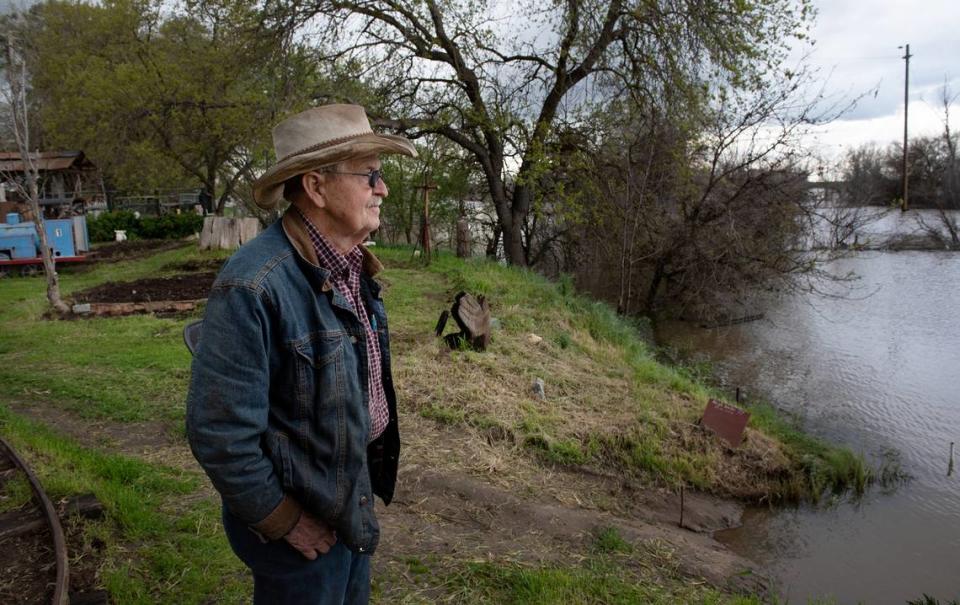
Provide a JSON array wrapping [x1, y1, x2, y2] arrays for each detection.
[[657, 250, 960, 604]]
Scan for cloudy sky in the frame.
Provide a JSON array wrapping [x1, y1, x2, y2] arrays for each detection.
[[795, 0, 960, 159]]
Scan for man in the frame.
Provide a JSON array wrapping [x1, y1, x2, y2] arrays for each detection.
[[186, 104, 416, 604]]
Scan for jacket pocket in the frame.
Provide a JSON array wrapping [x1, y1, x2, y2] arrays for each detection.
[[292, 331, 347, 416]]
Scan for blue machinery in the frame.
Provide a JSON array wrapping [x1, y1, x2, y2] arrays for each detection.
[[0, 212, 90, 274]]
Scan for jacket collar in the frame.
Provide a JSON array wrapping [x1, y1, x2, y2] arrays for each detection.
[[281, 206, 384, 277]]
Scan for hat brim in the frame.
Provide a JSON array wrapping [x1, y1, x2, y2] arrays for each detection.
[[252, 132, 417, 210]]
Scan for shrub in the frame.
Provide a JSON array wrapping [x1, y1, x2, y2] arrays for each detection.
[[87, 211, 140, 242], [138, 213, 203, 240], [87, 211, 203, 242]]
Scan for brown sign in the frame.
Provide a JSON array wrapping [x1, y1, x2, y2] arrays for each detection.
[[701, 399, 750, 448]]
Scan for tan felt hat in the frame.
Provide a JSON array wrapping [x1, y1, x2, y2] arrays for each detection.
[[253, 104, 417, 209]]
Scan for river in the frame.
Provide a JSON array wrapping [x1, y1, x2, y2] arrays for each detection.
[[656, 210, 960, 604]]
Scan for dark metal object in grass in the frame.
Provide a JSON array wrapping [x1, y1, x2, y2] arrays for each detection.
[[0, 436, 69, 605], [183, 320, 203, 356], [435, 291, 491, 351], [701, 399, 750, 448]]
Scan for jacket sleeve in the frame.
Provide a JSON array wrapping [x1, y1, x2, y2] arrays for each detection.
[[185, 280, 301, 539]]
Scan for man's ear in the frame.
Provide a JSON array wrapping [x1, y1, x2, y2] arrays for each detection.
[[301, 171, 327, 209]]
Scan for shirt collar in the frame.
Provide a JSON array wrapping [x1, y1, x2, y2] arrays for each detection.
[[295, 207, 363, 279]]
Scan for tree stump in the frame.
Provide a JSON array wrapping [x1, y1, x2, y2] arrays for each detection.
[[199, 217, 260, 250]]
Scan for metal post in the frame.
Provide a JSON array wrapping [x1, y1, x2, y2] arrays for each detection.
[[949, 442, 955, 477], [679, 484, 685, 528], [900, 43, 912, 212]]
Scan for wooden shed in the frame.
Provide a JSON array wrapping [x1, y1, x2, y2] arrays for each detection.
[[0, 150, 106, 219]]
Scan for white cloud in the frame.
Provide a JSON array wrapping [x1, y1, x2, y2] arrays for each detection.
[[796, 0, 960, 152]]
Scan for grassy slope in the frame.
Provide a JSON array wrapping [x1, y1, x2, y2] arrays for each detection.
[[0, 241, 866, 603], [377, 248, 870, 502]]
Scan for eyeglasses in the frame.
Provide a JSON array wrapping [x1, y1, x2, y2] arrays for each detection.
[[324, 169, 383, 189]]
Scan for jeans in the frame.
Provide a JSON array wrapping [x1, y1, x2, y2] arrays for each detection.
[[223, 506, 371, 605]]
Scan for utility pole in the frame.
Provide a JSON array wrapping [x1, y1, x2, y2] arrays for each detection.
[[899, 43, 912, 212]]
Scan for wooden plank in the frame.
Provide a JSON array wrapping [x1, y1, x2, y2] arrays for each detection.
[[0, 493, 104, 541]]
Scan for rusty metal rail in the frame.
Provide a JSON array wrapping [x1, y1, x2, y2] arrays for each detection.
[[0, 436, 69, 605]]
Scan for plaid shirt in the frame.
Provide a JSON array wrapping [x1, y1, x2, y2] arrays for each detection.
[[297, 208, 389, 441]]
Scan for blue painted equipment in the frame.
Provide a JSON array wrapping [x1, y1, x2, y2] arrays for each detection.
[[0, 212, 90, 274]]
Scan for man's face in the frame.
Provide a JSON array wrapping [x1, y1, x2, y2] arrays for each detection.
[[315, 154, 387, 246]]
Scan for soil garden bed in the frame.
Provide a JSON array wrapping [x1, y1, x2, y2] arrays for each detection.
[[86, 240, 188, 263], [69, 273, 216, 317], [73, 273, 216, 304]]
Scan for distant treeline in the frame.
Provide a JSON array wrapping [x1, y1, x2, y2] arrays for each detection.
[[841, 131, 959, 211]]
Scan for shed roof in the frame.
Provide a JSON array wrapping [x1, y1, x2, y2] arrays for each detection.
[[0, 151, 96, 173]]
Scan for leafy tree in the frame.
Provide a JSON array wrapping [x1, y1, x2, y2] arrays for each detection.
[[272, 0, 813, 265], [22, 0, 319, 214]]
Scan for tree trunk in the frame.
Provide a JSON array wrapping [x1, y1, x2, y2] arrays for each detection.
[[644, 258, 667, 315], [5, 37, 69, 313], [507, 182, 530, 266], [486, 225, 501, 259], [27, 173, 69, 313]]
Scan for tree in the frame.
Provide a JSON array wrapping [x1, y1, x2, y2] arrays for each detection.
[[839, 83, 960, 249], [378, 137, 476, 250], [914, 84, 960, 248], [22, 0, 319, 214], [274, 0, 813, 265], [1, 28, 69, 312], [571, 66, 854, 319]]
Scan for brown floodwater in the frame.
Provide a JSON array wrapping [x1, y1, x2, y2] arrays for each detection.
[[656, 240, 960, 604]]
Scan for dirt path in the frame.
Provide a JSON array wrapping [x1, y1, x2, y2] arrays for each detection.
[[378, 466, 763, 593], [5, 400, 765, 599]]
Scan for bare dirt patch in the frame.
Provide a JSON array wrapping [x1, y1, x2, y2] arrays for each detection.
[[0, 525, 55, 604], [87, 240, 188, 264], [372, 411, 767, 597], [5, 400, 191, 470], [72, 273, 215, 304], [161, 259, 225, 273]]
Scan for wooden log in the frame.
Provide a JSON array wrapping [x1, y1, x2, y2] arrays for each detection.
[[86, 299, 206, 317], [0, 493, 104, 541], [200, 217, 260, 250]]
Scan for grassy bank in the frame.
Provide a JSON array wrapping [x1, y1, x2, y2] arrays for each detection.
[[375, 247, 873, 502], [0, 241, 871, 603]]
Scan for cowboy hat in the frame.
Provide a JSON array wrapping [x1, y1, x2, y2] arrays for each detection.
[[253, 104, 417, 209]]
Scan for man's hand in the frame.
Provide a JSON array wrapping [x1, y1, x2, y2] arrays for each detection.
[[283, 511, 337, 560]]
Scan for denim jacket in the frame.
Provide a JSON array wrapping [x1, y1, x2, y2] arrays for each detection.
[[186, 209, 400, 554]]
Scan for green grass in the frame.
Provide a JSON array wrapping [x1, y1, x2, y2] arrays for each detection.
[[376, 246, 873, 503], [0, 240, 881, 602], [0, 474, 32, 512], [0, 406, 248, 603], [0, 244, 228, 422], [593, 527, 633, 554], [417, 559, 762, 605]]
